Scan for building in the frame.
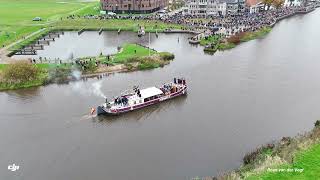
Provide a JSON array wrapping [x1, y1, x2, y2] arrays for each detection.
[[101, 0, 169, 13], [184, 0, 227, 17], [226, 0, 246, 14], [245, 0, 264, 13]]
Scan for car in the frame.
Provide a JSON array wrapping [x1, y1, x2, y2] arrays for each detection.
[[32, 17, 42, 21]]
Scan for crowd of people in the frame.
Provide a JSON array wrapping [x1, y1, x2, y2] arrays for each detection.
[[66, 5, 312, 38]]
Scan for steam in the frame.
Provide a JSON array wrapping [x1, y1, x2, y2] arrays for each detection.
[[71, 80, 106, 99], [92, 81, 107, 99], [69, 67, 107, 98], [71, 69, 82, 80]]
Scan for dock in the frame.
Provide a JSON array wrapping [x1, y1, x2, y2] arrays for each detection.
[[99, 28, 103, 35], [15, 49, 37, 55], [13, 31, 64, 56], [78, 29, 85, 35]]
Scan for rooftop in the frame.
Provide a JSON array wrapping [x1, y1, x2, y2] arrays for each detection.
[[140, 87, 163, 99]]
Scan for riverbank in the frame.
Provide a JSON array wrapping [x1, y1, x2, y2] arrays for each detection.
[[215, 121, 320, 180], [3, 19, 185, 54], [0, 43, 174, 90], [200, 27, 272, 53], [199, 6, 318, 53]]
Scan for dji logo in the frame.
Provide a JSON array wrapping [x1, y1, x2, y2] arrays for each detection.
[[8, 164, 19, 172]]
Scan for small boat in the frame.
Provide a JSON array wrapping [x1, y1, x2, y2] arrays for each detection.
[[96, 78, 187, 116]]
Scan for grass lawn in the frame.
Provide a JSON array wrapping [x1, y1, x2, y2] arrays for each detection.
[[0, 63, 69, 71], [200, 35, 221, 46], [0, 64, 6, 70], [112, 44, 156, 63], [53, 19, 184, 32], [246, 143, 320, 180], [0, 0, 99, 46]]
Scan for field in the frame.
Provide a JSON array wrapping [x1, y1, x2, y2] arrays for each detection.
[[113, 44, 156, 63], [246, 143, 320, 180], [53, 19, 184, 32], [0, 0, 99, 46]]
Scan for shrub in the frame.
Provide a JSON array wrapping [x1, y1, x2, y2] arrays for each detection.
[[227, 32, 246, 45], [243, 143, 275, 165], [125, 63, 135, 71], [127, 56, 141, 62], [2, 61, 40, 83], [138, 57, 160, 70], [159, 52, 174, 61], [47, 66, 72, 83], [315, 120, 320, 127]]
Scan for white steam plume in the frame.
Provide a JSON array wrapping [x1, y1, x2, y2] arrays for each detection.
[[71, 80, 106, 98]]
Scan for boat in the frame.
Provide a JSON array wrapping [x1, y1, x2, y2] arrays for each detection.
[[96, 78, 187, 116]]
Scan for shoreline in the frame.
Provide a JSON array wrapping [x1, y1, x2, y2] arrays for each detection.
[[199, 6, 318, 52], [214, 121, 320, 179], [0, 6, 318, 91], [1, 5, 318, 59], [0, 44, 174, 91]]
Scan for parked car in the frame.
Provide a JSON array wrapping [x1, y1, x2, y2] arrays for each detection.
[[32, 17, 42, 21]]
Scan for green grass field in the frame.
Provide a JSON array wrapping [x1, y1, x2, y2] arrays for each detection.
[[113, 44, 156, 63], [53, 19, 183, 32], [0, 0, 99, 46], [246, 143, 320, 180]]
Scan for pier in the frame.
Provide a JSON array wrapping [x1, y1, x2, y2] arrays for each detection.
[[78, 29, 85, 35], [15, 49, 37, 55], [13, 31, 64, 56], [24, 45, 44, 50]]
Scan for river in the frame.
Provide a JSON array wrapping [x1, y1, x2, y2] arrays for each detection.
[[2, 9, 320, 180]]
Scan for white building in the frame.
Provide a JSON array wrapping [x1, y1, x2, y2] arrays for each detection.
[[184, 0, 227, 17], [226, 0, 246, 14]]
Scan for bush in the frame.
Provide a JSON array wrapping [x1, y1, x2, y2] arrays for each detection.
[[2, 61, 40, 83], [315, 120, 320, 127], [159, 52, 174, 61], [218, 43, 236, 50], [243, 143, 275, 165], [127, 56, 141, 62], [138, 57, 160, 70], [227, 33, 246, 44], [47, 66, 72, 83]]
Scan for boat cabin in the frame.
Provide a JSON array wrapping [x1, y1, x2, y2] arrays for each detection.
[[140, 87, 163, 102]]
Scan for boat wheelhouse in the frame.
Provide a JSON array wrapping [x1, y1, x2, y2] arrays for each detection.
[[96, 78, 187, 115]]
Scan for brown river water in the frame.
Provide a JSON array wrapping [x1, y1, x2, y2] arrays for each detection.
[[2, 9, 320, 180]]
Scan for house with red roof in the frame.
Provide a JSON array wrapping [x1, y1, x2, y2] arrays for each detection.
[[246, 0, 265, 13]]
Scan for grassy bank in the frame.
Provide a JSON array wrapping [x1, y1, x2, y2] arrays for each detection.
[[53, 18, 184, 33], [78, 43, 174, 71], [112, 44, 174, 70], [0, 0, 98, 47], [200, 27, 272, 53], [0, 62, 75, 90], [216, 121, 320, 180], [247, 143, 320, 180], [0, 43, 174, 90], [240, 27, 272, 43], [0, 73, 47, 90]]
